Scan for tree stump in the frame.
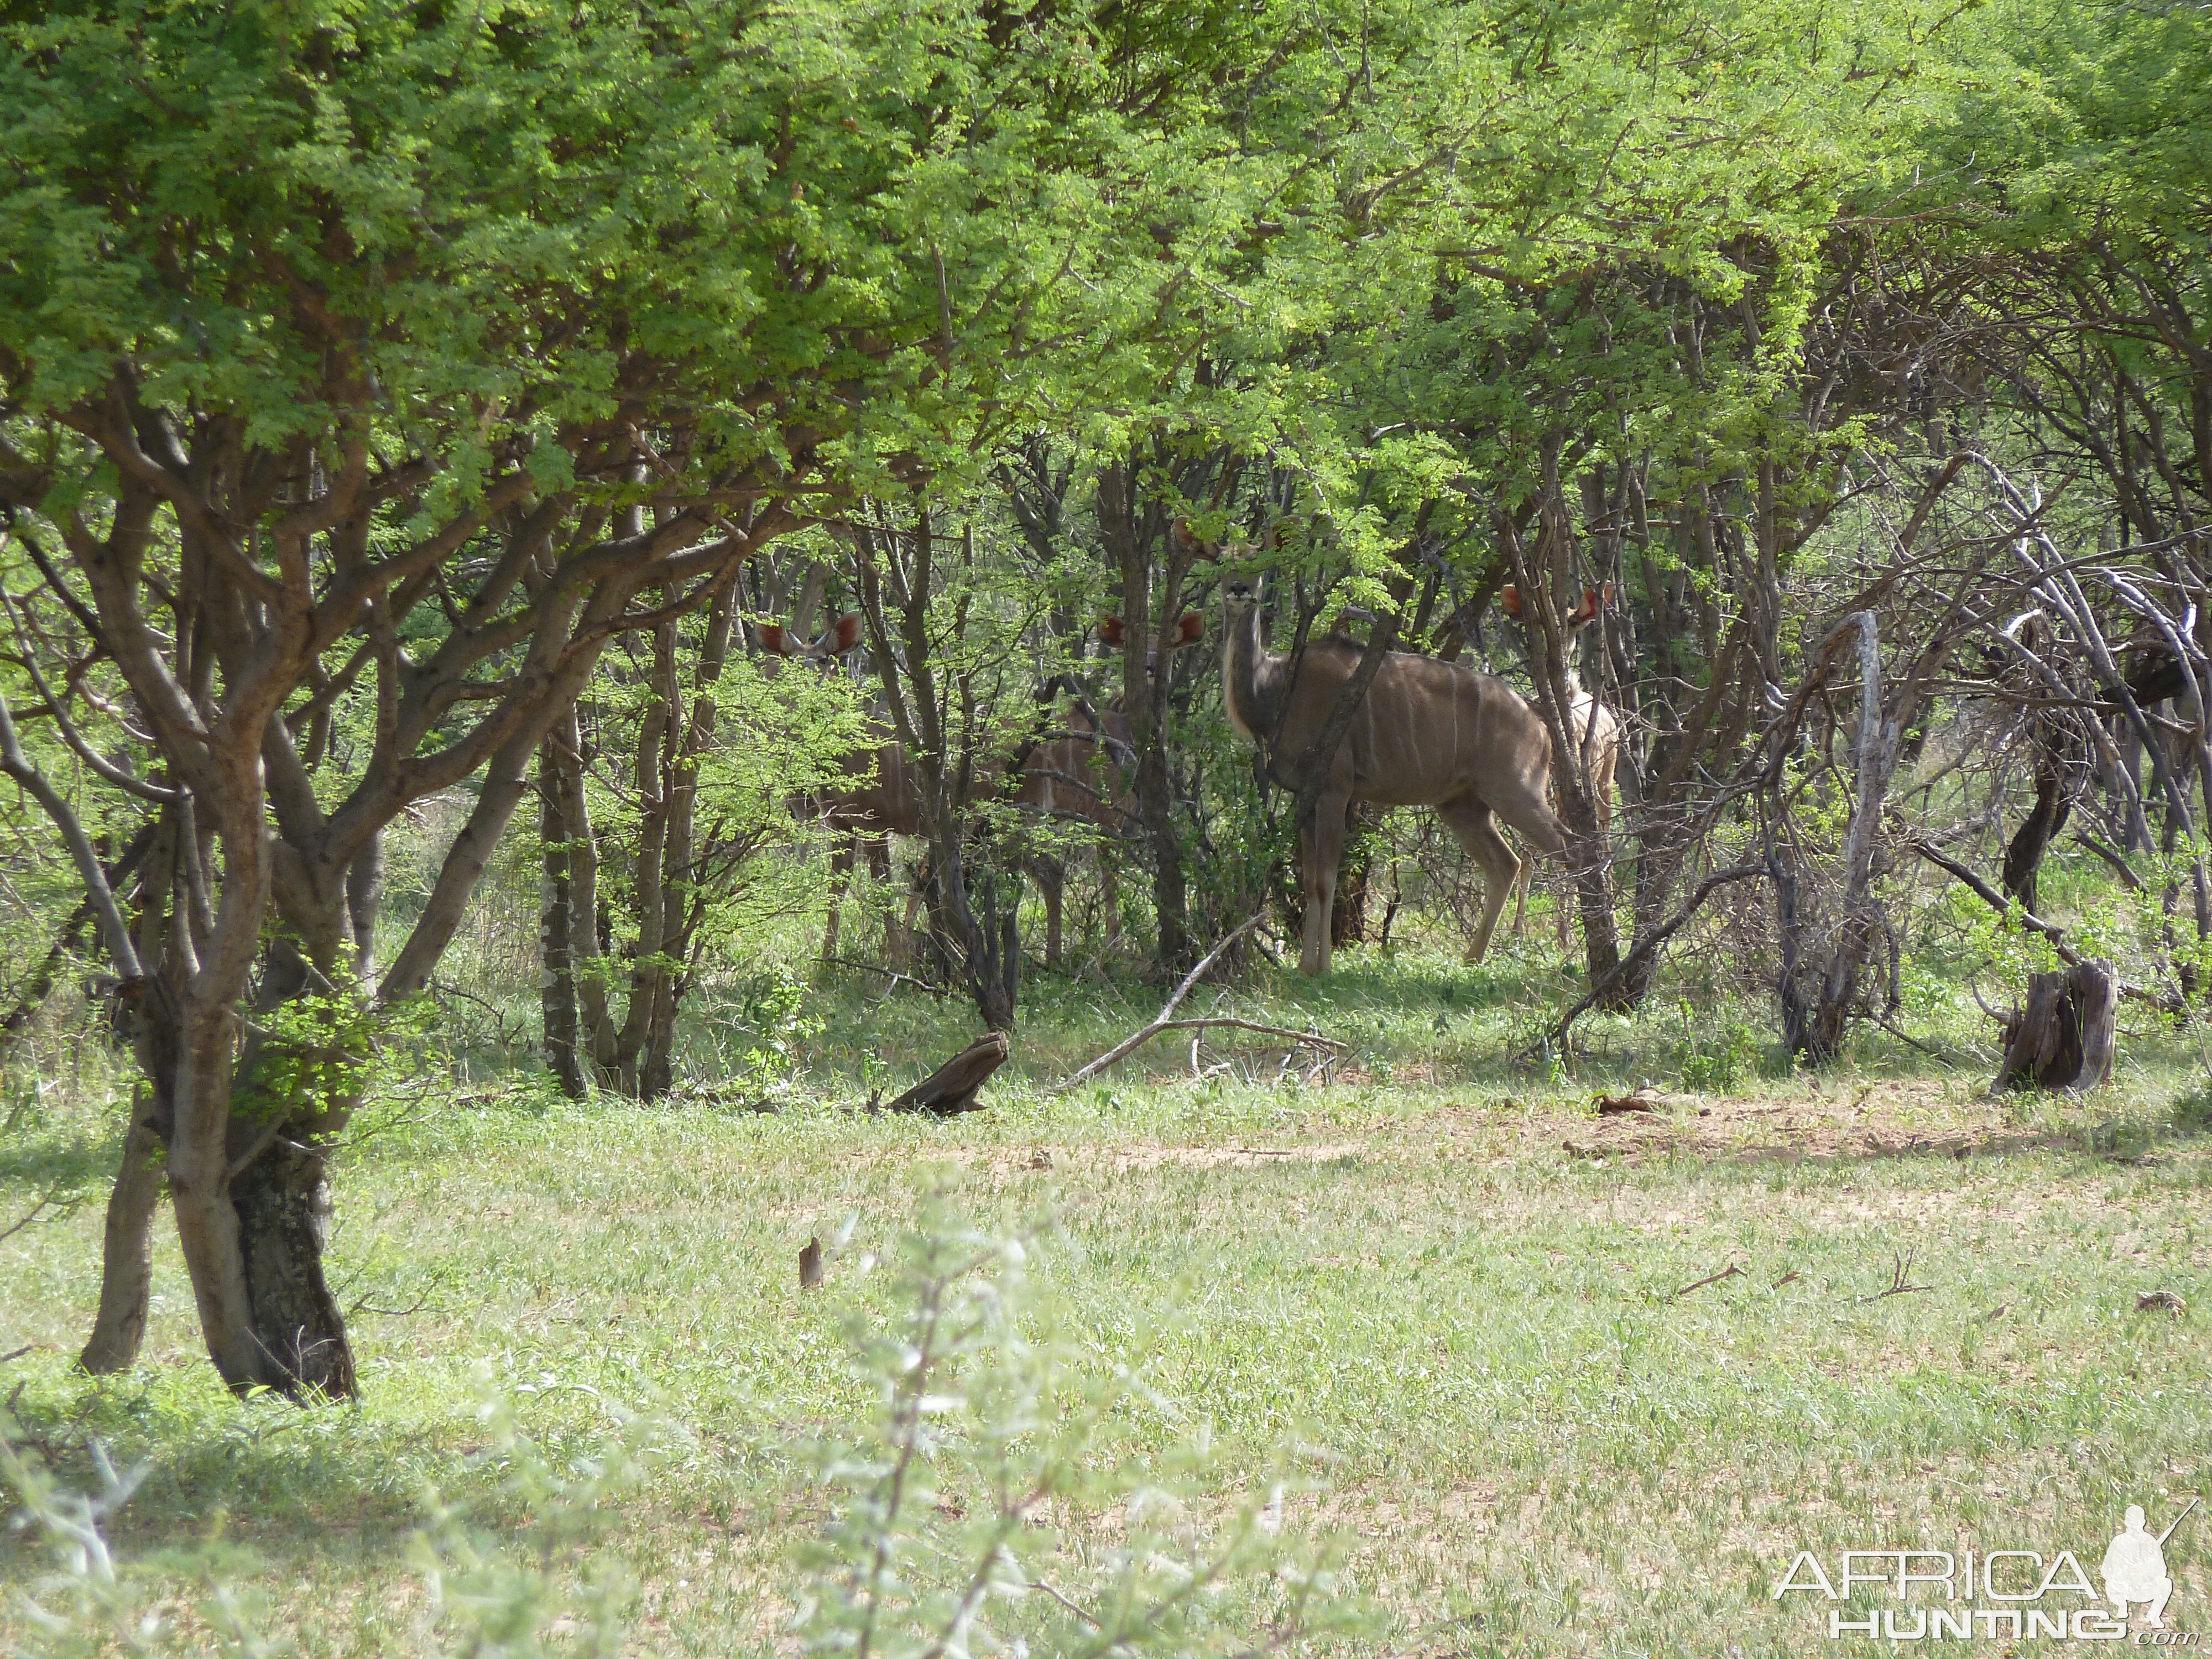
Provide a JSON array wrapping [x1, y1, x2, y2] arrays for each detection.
[[883, 1032, 1011, 1116], [1994, 958, 2117, 1094]]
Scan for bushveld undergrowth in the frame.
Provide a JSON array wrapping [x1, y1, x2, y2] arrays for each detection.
[[4, 888, 2210, 1656]]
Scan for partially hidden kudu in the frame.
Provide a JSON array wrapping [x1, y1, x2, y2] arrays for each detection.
[[1027, 609, 1206, 961], [757, 613, 921, 959], [1219, 577, 1572, 976], [760, 611, 1199, 967], [1015, 675, 1134, 965], [1499, 583, 1620, 943]]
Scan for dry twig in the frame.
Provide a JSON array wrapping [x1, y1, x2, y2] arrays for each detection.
[[1063, 915, 1339, 1087], [1671, 1263, 1744, 1301], [1858, 1248, 1932, 1302]]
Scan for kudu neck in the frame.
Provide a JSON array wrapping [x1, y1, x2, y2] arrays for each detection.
[[1222, 602, 1281, 743]]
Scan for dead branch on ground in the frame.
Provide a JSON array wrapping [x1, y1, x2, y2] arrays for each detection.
[[1062, 914, 1339, 1087]]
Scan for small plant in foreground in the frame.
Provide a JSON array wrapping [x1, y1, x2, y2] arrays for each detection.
[[794, 1203, 1356, 1657], [2, 1389, 684, 1658]]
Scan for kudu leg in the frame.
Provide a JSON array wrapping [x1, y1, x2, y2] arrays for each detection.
[[1438, 796, 1525, 965], [823, 834, 856, 960], [1033, 857, 1065, 968], [1298, 794, 1349, 975], [1554, 859, 1573, 951]]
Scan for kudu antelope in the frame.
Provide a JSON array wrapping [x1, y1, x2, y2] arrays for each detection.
[[757, 613, 927, 958], [1012, 611, 1206, 963], [1010, 611, 1201, 962], [1498, 583, 1620, 944], [1220, 579, 1569, 976], [764, 612, 1198, 967], [1015, 676, 1134, 966]]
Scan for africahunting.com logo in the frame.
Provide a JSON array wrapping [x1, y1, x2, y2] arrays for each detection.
[[1774, 1499, 2199, 1643]]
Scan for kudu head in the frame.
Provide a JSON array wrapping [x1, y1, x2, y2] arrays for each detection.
[[758, 612, 865, 666], [1099, 611, 1206, 690], [1498, 583, 1612, 639]]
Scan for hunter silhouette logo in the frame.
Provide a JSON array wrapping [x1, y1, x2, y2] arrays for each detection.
[[1775, 1498, 2199, 1641], [2104, 1500, 2197, 1631]]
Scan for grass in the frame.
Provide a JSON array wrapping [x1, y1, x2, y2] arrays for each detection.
[[3, 929, 2211, 1655]]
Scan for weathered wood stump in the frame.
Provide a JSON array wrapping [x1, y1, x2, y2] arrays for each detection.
[[884, 1031, 1010, 1116], [1994, 958, 2117, 1094]]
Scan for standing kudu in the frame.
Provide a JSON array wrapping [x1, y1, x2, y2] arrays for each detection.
[[1011, 675, 1135, 966], [758, 613, 928, 958], [1220, 580, 1569, 976], [1500, 583, 1620, 943], [1011, 613, 1204, 965], [765, 613, 1188, 969]]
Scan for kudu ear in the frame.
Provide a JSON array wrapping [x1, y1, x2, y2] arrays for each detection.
[[1099, 617, 1126, 648], [1569, 586, 1615, 630], [1499, 584, 1522, 619], [827, 612, 865, 655], [759, 623, 794, 656], [1175, 612, 1206, 646]]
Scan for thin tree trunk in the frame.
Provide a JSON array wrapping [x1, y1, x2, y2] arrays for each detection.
[[612, 624, 676, 1094], [1807, 614, 1901, 1063], [539, 734, 587, 1099], [78, 808, 184, 1374], [640, 585, 737, 1097], [77, 1101, 165, 1375], [1100, 463, 1190, 972]]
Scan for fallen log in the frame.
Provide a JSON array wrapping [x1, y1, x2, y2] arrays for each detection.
[[883, 1031, 1011, 1116], [1994, 957, 2117, 1094]]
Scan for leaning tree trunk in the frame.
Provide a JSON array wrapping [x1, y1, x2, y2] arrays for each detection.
[[1995, 959, 2117, 1093], [2001, 739, 2072, 916], [77, 807, 185, 1375], [1804, 613, 1902, 1064]]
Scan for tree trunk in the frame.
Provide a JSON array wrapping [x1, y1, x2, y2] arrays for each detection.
[[76, 1102, 165, 1375], [539, 735, 587, 1099], [1995, 959, 2118, 1093], [919, 836, 1019, 1032], [2001, 744, 2072, 915], [1330, 803, 1378, 948], [166, 998, 272, 1392], [556, 709, 619, 1076], [77, 806, 187, 1374], [1804, 614, 1902, 1064], [1562, 790, 1625, 1005], [612, 624, 677, 1095], [883, 1031, 1010, 1115], [1100, 462, 1190, 972], [229, 1136, 354, 1397]]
